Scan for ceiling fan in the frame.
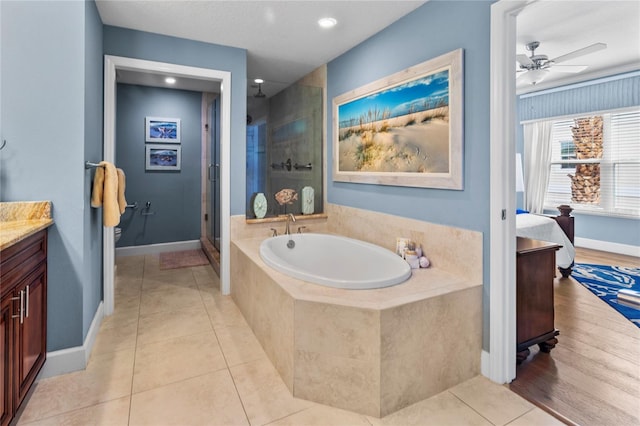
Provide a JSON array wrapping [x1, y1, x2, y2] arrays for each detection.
[[516, 41, 607, 85]]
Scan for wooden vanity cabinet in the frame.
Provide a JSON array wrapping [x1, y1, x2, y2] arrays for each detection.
[[0, 230, 48, 426]]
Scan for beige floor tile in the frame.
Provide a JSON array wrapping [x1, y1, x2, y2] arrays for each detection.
[[18, 396, 130, 426], [113, 292, 141, 314], [19, 350, 135, 423], [449, 376, 533, 425], [230, 358, 312, 425], [140, 273, 198, 293], [202, 292, 249, 328], [136, 306, 212, 346], [139, 284, 204, 316], [129, 370, 249, 426], [132, 331, 227, 393], [100, 301, 140, 332], [114, 276, 143, 298], [267, 404, 371, 426], [91, 319, 138, 355], [192, 265, 220, 288], [506, 408, 566, 426], [214, 324, 268, 367], [371, 390, 493, 426]]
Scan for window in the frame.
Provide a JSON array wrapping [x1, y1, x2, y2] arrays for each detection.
[[545, 108, 640, 217]]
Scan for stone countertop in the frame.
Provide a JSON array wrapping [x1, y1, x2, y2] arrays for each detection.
[[0, 201, 53, 251]]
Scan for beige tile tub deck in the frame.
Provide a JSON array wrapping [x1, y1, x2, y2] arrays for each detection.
[[231, 236, 482, 417]]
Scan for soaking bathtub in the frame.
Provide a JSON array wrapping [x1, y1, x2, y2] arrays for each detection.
[[259, 233, 412, 289]]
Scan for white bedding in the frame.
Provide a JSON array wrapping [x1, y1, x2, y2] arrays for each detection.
[[516, 213, 575, 269]]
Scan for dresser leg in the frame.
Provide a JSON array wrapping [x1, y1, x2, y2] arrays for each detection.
[[516, 348, 530, 365], [539, 337, 558, 353]]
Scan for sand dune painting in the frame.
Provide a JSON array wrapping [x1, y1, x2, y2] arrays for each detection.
[[333, 49, 463, 189]]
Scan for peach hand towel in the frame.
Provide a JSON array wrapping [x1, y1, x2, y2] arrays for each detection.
[[101, 161, 120, 227], [90, 165, 105, 208], [117, 168, 127, 214]]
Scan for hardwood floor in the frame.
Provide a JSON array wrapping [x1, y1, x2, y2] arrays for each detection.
[[509, 247, 640, 426]]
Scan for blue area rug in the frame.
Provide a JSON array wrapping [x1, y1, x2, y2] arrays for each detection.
[[572, 264, 640, 328]]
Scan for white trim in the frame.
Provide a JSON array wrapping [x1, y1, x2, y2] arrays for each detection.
[[103, 57, 116, 316], [519, 70, 640, 99], [103, 55, 232, 310], [520, 105, 640, 125], [37, 302, 104, 379], [488, 0, 530, 385], [115, 240, 202, 257], [575, 237, 640, 258], [480, 350, 491, 378]]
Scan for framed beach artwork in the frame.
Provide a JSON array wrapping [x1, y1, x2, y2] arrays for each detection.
[[333, 48, 464, 189], [145, 144, 181, 171], [145, 117, 181, 143]]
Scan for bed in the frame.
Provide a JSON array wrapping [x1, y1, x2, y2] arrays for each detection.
[[516, 205, 575, 277]]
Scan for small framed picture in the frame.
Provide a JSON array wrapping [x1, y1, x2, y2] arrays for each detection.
[[145, 117, 181, 143], [146, 144, 181, 171]]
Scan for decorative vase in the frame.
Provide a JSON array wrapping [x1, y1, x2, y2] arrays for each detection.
[[302, 186, 314, 215], [253, 192, 267, 219]]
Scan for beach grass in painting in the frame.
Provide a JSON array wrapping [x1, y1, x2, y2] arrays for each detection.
[[338, 70, 450, 173]]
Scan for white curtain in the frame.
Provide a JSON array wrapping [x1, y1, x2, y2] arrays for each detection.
[[523, 121, 553, 214]]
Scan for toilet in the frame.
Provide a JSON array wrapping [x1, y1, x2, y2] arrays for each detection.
[[115, 227, 122, 243]]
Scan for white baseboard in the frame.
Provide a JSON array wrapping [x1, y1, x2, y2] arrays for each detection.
[[115, 240, 201, 257], [480, 349, 491, 380], [574, 237, 639, 257], [38, 302, 104, 380]]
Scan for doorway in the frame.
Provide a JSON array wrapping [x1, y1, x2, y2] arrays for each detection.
[[103, 55, 232, 317]]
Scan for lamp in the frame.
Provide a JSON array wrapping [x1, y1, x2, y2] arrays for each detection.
[[520, 68, 549, 86], [515, 153, 525, 193]]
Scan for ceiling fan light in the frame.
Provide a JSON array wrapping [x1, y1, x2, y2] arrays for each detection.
[[521, 68, 549, 85]]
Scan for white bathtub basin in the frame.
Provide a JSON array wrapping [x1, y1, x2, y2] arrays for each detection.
[[259, 233, 411, 289]]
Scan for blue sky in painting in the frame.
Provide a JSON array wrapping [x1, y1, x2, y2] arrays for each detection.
[[338, 69, 449, 129]]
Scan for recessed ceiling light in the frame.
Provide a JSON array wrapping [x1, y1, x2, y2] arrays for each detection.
[[254, 78, 264, 84], [318, 17, 337, 29], [165, 77, 176, 84]]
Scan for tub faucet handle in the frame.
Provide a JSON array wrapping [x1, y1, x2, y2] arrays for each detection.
[[297, 226, 307, 234], [270, 228, 278, 237]]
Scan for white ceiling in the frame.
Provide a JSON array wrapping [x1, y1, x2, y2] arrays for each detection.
[[516, 1, 640, 94], [97, 1, 640, 97], [96, 0, 427, 96]]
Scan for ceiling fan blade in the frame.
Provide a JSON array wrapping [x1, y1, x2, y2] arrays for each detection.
[[548, 65, 588, 74], [550, 43, 607, 64], [516, 54, 534, 67]]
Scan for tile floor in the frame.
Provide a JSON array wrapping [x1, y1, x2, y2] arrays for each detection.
[[16, 255, 565, 426]]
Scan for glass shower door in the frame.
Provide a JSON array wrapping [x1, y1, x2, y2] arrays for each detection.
[[207, 97, 221, 251]]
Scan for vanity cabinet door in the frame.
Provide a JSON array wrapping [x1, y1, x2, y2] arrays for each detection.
[[14, 262, 47, 406], [0, 296, 13, 426]]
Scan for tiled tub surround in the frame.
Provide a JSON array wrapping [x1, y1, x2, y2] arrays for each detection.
[[231, 204, 483, 417]]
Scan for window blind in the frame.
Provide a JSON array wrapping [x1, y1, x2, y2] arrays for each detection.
[[544, 108, 640, 217]]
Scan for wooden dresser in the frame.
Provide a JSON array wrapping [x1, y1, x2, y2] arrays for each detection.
[[516, 237, 561, 364], [0, 230, 48, 426]]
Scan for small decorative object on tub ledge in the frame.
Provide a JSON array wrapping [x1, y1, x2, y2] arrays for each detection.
[[405, 250, 420, 269], [419, 256, 430, 268]]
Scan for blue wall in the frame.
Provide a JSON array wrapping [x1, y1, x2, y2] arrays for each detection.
[[0, 1, 103, 351], [327, 0, 493, 347], [517, 72, 640, 247], [116, 84, 202, 246], [103, 26, 247, 215], [83, 0, 104, 344]]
